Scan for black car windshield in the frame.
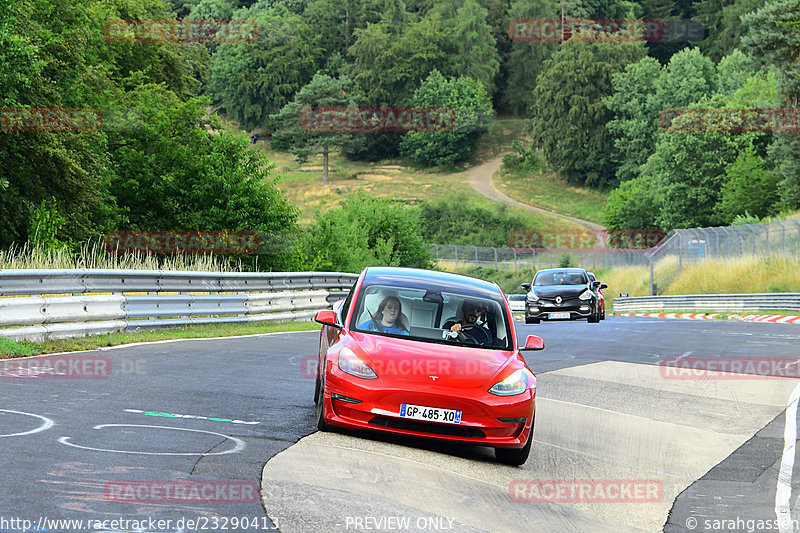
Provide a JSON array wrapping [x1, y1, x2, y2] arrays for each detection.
[[351, 282, 513, 350], [534, 270, 588, 286]]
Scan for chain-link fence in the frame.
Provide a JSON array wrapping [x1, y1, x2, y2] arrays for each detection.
[[431, 219, 800, 294], [429, 243, 651, 272]]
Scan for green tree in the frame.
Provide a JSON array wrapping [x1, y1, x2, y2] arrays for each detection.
[[646, 95, 757, 229], [399, 70, 492, 167], [601, 174, 662, 230], [530, 41, 645, 187], [501, 0, 559, 115], [715, 144, 779, 223], [270, 73, 362, 183], [742, 0, 800, 208], [106, 85, 298, 264], [605, 56, 663, 182], [301, 0, 384, 57], [430, 0, 500, 95], [716, 49, 757, 96], [300, 191, 432, 272], [209, 5, 322, 130]]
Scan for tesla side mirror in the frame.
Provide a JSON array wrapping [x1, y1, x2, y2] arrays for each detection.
[[521, 335, 545, 351], [314, 309, 340, 328], [521, 283, 531, 291], [600, 283, 608, 290]]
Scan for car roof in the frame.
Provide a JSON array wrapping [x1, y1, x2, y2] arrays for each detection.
[[362, 267, 503, 299], [534, 267, 587, 275]]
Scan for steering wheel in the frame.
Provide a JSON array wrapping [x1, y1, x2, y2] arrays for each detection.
[[458, 324, 490, 346]]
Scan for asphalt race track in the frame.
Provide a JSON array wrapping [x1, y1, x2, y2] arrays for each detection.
[[2, 318, 800, 533]]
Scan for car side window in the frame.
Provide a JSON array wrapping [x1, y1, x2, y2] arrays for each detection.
[[338, 281, 358, 324]]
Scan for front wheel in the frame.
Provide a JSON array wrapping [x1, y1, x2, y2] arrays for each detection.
[[495, 412, 534, 466], [315, 377, 331, 431]]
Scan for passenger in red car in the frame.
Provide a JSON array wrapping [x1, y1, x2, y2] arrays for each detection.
[[358, 296, 410, 335]]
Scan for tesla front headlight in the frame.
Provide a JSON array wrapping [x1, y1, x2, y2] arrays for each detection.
[[338, 347, 377, 379], [489, 369, 527, 396], [526, 291, 539, 302], [579, 289, 593, 300]]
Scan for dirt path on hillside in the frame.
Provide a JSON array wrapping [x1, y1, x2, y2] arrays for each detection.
[[460, 156, 606, 231]]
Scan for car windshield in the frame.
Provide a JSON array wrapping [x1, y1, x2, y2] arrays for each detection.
[[351, 282, 513, 350], [534, 270, 588, 286]]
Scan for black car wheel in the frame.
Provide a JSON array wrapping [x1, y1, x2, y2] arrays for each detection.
[[495, 410, 534, 466], [315, 377, 331, 431], [588, 304, 599, 323]]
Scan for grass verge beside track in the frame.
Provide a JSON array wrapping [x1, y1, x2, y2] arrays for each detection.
[[0, 320, 320, 358]]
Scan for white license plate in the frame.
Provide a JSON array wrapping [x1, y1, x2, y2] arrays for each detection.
[[549, 312, 571, 319], [400, 404, 462, 424]]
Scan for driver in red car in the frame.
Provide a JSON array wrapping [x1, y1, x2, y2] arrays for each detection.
[[444, 299, 493, 345]]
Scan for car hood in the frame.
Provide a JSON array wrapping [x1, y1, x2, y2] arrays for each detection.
[[533, 285, 587, 298], [348, 332, 515, 388]]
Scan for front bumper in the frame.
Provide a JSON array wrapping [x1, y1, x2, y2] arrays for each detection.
[[322, 370, 535, 449], [526, 301, 593, 320]]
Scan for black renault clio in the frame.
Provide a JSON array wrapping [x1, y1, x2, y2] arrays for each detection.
[[522, 268, 606, 324]]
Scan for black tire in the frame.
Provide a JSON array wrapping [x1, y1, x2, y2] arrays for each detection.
[[600, 304, 606, 320], [315, 377, 331, 431], [588, 304, 599, 323], [313, 376, 320, 405], [525, 317, 540, 324], [495, 411, 535, 466]]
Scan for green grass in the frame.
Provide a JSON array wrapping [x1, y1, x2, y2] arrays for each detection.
[[0, 320, 320, 358], [259, 118, 587, 230], [494, 164, 609, 225]]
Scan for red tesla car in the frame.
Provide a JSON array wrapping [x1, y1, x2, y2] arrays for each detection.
[[313, 267, 543, 465]]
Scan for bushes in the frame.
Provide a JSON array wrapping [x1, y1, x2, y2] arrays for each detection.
[[299, 191, 432, 272], [417, 193, 530, 247]]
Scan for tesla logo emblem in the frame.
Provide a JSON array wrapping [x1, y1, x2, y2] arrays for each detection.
[[429, 376, 439, 381], [555, 296, 563, 305]]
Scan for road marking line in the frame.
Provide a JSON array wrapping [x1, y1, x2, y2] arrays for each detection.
[[776, 382, 800, 532], [58, 424, 245, 456], [0, 409, 54, 438]]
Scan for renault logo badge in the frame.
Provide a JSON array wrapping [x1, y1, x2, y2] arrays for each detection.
[[555, 296, 563, 305]]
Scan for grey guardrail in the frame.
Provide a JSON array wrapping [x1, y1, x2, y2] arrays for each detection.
[[613, 293, 800, 313], [0, 269, 359, 342], [0, 269, 358, 296]]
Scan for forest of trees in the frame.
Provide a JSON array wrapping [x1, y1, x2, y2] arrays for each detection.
[[1, 0, 798, 270]]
